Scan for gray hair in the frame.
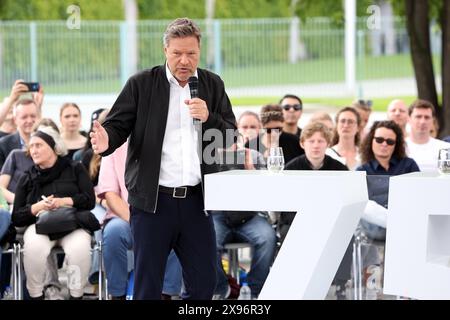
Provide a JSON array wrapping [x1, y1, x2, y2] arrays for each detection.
[[163, 17, 201, 48], [32, 125, 68, 157]]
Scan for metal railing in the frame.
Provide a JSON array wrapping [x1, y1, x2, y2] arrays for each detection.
[[0, 17, 442, 97]]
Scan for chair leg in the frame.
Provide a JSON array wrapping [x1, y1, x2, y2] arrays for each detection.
[[96, 241, 105, 300], [17, 244, 23, 300], [352, 236, 363, 300], [11, 244, 17, 300], [356, 238, 363, 300], [352, 241, 358, 300], [10, 243, 24, 300], [228, 249, 239, 283]]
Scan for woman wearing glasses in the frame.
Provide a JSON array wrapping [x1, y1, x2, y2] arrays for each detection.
[[327, 107, 362, 170], [355, 121, 419, 295], [357, 120, 419, 239]]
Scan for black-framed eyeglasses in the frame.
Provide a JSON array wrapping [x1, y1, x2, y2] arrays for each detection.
[[374, 136, 396, 146], [358, 99, 373, 108], [282, 104, 302, 111], [265, 127, 283, 134]]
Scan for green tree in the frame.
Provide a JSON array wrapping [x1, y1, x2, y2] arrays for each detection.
[[215, 0, 291, 19], [0, 0, 123, 20], [402, 0, 450, 136], [442, 0, 450, 136], [138, 0, 205, 19], [293, 0, 374, 23]]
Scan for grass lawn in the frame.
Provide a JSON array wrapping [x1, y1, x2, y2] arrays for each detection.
[[0, 54, 440, 104], [221, 54, 440, 87]]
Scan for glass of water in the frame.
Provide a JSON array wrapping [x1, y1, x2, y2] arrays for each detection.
[[438, 148, 450, 174], [267, 147, 285, 173]]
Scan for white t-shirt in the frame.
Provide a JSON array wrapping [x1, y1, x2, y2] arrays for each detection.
[[406, 137, 450, 172]]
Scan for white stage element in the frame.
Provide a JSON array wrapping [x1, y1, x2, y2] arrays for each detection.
[[384, 172, 450, 300], [204, 170, 368, 299]]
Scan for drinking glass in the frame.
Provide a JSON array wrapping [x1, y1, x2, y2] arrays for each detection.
[[437, 148, 450, 174], [267, 147, 285, 173]]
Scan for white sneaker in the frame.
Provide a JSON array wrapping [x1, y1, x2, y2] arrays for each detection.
[[45, 286, 65, 300]]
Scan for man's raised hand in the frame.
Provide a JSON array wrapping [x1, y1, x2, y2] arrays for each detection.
[[90, 120, 109, 154]]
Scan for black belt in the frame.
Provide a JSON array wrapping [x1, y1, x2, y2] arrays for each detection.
[[158, 184, 201, 198]]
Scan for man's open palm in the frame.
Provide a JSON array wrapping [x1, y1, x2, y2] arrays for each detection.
[[90, 120, 109, 154]]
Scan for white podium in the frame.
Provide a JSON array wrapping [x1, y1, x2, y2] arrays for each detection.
[[384, 172, 450, 300], [204, 170, 368, 299]]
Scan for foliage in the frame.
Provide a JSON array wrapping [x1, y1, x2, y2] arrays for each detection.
[[390, 0, 442, 21], [294, 0, 375, 26], [215, 0, 291, 18], [137, 0, 205, 19], [0, 0, 124, 20]]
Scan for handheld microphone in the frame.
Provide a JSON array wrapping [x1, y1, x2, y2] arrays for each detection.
[[188, 76, 200, 124]]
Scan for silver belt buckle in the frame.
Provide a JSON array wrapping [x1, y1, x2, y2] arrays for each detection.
[[173, 187, 187, 198]]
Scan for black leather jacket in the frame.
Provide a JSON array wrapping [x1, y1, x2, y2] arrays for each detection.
[[101, 65, 236, 213]]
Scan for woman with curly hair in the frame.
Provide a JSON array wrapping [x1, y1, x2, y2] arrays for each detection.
[[357, 120, 420, 240]]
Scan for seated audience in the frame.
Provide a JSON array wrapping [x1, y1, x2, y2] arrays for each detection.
[[280, 94, 303, 138], [246, 104, 304, 163], [0, 99, 39, 169], [386, 99, 409, 138], [98, 140, 183, 300], [405, 100, 450, 172], [59, 103, 87, 160], [308, 111, 334, 132], [352, 99, 372, 141], [0, 79, 43, 136], [12, 126, 96, 299], [213, 113, 275, 300], [327, 107, 361, 170], [282, 122, 351, 299], [357, 120, 420, 240]]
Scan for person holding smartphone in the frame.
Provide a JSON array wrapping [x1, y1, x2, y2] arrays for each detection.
[[0, 80, 43, 132]]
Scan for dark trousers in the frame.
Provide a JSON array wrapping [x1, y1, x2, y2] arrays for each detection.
[[130, 191, 217, 300]]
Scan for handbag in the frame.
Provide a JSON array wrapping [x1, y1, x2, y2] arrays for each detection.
[[35, 206, 79, 235]]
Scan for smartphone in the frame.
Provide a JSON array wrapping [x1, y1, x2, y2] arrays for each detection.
[[20, 82, 40, 92]]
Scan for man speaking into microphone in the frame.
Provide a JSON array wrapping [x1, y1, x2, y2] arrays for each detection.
[[90, 17, 236, 300]]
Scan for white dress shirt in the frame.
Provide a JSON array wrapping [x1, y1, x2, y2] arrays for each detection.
[[158, 65, 202, 187]]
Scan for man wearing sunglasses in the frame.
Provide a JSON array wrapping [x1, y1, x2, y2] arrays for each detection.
[[280, 94, 303, 138]]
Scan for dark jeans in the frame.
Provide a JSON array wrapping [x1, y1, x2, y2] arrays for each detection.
[[130, 191, 216, 300], [213, 211, 276, 298], [0, 209, 11, 282]]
